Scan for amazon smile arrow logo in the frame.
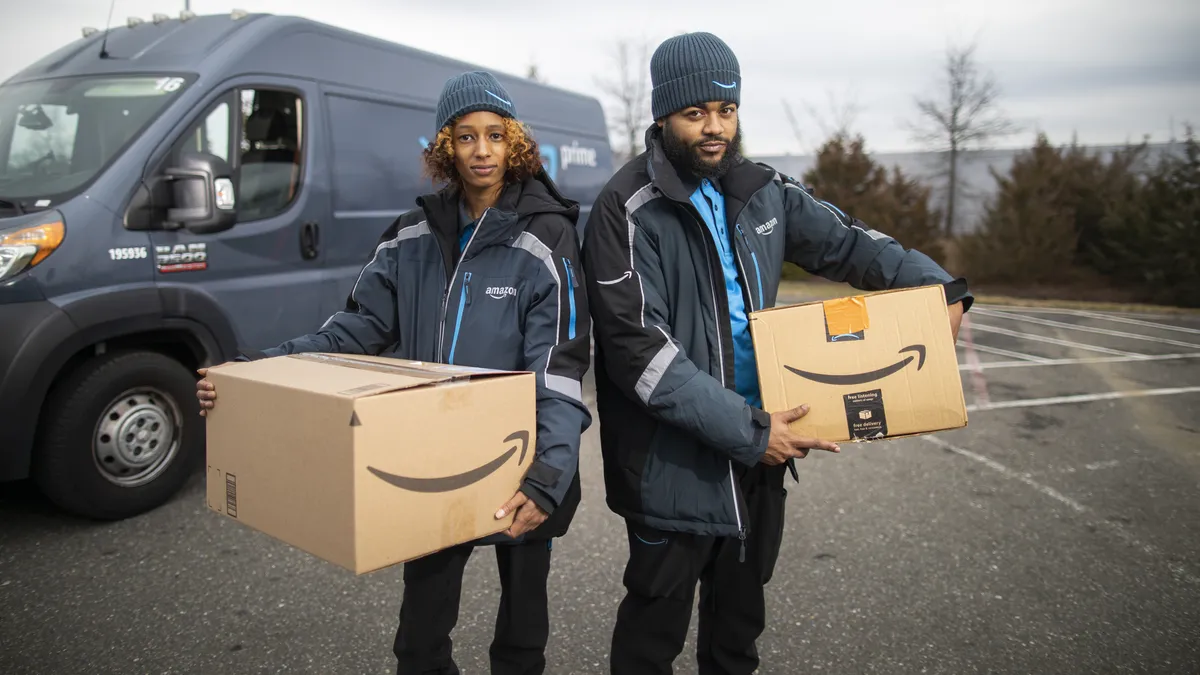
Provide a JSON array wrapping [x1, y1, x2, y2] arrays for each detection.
[[367, 430, 530, 493], [784, 345, 927, 386]]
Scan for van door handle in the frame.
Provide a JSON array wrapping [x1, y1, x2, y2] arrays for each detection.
[[300, 222, 320, 260]]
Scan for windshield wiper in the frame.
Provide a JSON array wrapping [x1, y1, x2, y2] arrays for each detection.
[[0, 198, 26, 215]]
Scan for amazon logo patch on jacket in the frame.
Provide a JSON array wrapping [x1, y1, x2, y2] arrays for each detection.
[[202, 352, 537, 575], [747, 285, 968, 443]]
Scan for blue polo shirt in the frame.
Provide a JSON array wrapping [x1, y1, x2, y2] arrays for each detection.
[[690, 179, 761, 408]]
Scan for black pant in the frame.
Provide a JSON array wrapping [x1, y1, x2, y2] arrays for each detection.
[[610, 464, 788, 675], [393, 539, 553, 675]]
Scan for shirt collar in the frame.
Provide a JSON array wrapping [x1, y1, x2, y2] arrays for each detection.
[[457, 199, 475, 232]]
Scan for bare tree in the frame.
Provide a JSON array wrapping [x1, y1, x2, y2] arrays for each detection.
[[526, 63, 544, 83], [781, 100, 806, 154], [909, 40, 1017, 235], [783, 88, 861, 155], [595, 39, 652, 163]]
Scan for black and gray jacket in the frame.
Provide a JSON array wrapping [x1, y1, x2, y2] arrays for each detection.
[[248, 171, 591, 542], [581, 125, 972, 539]]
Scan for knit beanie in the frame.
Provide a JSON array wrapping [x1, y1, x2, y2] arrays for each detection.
[[434, 71, 517, 133], [650, 32, 741, 120]]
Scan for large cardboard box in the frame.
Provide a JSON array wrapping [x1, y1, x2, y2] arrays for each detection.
[[749, 285, 967, 443], [203, 353, 535, 574]]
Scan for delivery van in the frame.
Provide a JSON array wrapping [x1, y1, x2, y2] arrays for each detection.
[[0, 11, 614, 520]]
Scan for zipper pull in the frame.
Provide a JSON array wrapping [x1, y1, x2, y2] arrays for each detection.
[[464, 271, 472, 305], [738, 528, 747, 563], [563, 257, 577, 287]]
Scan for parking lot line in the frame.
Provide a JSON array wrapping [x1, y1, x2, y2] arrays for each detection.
[[968, 323, 1142, 356], [964, 386, 1200, 412], [977, 304, 1200, 326], [922, 436, 1200, 586], [959, 342, 1051, 363], [973, 308, 1200, 349], [1053, 309, 1200, 335], [958, 352, 1200, 372]]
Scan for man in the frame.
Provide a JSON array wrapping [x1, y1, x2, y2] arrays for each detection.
[[581, 32, 971, 675]]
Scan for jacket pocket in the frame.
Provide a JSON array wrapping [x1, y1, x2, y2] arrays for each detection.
[[448, 274, 525, 369], [640, 424, 736, 528]]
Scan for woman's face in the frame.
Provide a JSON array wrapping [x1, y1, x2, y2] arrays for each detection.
[[452, 111, 508, 191]]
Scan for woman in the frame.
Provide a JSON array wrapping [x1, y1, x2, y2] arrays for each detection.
[[196, 71, 590, 675]]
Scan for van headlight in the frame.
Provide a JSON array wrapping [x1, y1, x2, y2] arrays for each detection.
[[0, 211, 65, 282]]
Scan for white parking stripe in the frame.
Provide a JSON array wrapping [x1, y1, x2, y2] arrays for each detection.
[[959, 352, 1200, 372], [976, 304, 1200, 328], [965, 386, 1200, 412], [959, 342, 1051, 363], [973, 308, 1200, 349], [968, 323, 1141, 356], [1059, 309, 1200, 336], [923, 436, 1200, 586], [923, 436, 1085, 512]]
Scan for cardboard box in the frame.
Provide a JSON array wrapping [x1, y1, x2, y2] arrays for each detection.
[[749, 285, 967, 443], [203, 353, 536, 574]]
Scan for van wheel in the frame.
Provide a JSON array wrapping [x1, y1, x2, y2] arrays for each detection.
[[33, 350, 202, 520]]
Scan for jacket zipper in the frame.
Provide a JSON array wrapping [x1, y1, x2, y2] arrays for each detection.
[[686, 207, 746, 554], [735, 224, 765, 310], [447, 272, 472, 364], [438, 210, 487, 360], [563, 257, 578, 340], [732, 224, 758, 311]]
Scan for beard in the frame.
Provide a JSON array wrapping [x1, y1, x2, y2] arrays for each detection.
[[663, 121, 743, 181]]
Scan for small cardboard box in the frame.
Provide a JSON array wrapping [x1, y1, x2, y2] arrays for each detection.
[[203, 353, 535, 574], [749, 285, 967, 442]]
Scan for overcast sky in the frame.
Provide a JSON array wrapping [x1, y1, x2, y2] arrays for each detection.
[[2, 0, 1197, 155]]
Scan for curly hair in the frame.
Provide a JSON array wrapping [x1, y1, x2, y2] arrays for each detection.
[[422, 116, 543, 187]]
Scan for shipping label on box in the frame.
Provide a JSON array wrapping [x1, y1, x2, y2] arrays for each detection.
[[203, 353, 536, 574], [749, 285, 967, 443]]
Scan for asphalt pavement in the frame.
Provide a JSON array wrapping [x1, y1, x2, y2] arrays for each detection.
[[2, 301, 1199, 674]]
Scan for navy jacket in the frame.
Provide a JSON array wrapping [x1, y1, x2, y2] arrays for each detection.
[[248, 171, 591, 542], [582, 125, 971, 538]]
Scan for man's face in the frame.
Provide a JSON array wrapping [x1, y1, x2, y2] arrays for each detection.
[[452, 111, 509, 191], [659, 101, 741, 180]]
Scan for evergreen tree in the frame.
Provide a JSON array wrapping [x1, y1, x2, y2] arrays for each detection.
[[802, 134, 946, 265], [959, 135, 1080, 284], [1093, 129, 1200, 306]]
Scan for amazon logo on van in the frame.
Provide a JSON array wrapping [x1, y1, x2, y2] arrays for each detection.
[[367, 430, 529, 493]]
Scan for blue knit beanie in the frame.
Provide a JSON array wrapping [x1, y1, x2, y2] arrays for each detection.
[[435, 71, 517, 133], [650, 32, 741, 120]]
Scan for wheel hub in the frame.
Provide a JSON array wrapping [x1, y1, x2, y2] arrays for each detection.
[[93, 388, 181, 487]]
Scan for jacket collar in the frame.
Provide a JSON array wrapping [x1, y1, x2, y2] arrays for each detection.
[[416, 170, 580, 269]]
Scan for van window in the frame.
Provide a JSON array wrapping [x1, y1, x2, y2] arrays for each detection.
[[0, 75, 193, 206], [326, 95, 428, 216], [168, 88, 303, 223], [237, 89, 304, 222], [175, 99, 233, 162]]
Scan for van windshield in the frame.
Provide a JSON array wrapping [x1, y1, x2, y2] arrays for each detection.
[[0, 74, 193, 208]]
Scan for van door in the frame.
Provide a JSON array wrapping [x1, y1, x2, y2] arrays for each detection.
[[148, 79, 328, 351], [317, 91, 432, 320]]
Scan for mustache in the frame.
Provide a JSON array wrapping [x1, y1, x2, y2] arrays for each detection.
[[691, 134, 732, 148]]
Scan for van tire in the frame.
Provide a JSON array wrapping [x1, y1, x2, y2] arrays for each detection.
[[33, 350, 202, 520]]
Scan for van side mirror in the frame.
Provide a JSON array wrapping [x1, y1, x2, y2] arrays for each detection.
[[164, 152, 237, 234]]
